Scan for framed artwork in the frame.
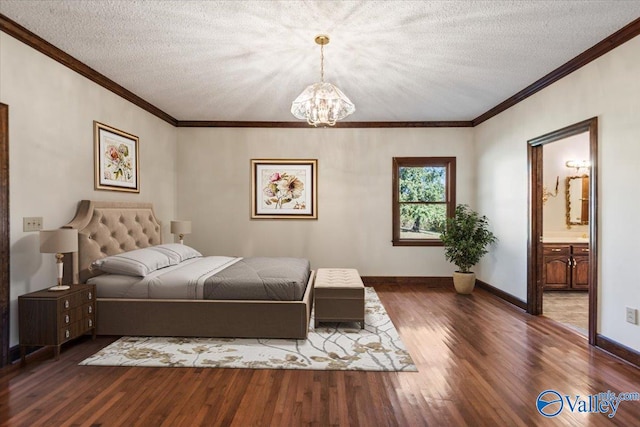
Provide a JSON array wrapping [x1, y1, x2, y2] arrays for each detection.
[[94, 121, 140, 193], [251, 159, 317, 219]]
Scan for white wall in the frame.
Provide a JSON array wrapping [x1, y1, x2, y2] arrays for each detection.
[[177, 127, 474, 276], [1, 33, 178, 347], [475, 35, 640, 351]]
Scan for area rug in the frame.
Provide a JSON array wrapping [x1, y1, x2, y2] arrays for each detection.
[[80, 287, 417, 371]]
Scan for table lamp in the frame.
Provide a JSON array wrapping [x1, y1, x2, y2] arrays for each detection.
[[170, 220, 191, 244], [39, 228, 78, 291]]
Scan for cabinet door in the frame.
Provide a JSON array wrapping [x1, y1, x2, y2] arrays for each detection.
[[543, 255, 570, 290], [572, 255, 589, 289]]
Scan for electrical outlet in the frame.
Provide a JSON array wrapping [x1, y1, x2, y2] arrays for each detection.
[[626, 307, 638, 325], [23, 217, 43, 232]]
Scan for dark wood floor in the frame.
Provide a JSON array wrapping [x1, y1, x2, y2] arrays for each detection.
[[2, 285, 639, 426]]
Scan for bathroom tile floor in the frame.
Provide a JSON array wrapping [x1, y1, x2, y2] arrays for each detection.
[[543, 291, 589, 334]]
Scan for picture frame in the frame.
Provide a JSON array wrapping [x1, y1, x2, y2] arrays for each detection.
[[251, 159, 317, 219], [94, 121, 140, 193]]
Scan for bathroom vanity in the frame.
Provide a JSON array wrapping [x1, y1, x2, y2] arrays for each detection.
[[542, 242, 589, 291]]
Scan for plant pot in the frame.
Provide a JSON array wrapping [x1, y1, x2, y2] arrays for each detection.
[[453, 271, 476, 294]]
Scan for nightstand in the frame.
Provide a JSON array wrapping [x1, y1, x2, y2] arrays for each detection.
[[19, 284, 96, 363]]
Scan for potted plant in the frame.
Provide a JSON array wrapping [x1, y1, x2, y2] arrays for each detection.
[[440, 204, 497, 294]]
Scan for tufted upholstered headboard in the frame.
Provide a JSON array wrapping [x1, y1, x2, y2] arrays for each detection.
[[63, 200, 163, 283]]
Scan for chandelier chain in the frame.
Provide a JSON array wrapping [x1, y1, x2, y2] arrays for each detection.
[[320, 43, 325, 82]]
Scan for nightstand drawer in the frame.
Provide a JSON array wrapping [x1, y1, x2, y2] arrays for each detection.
[[59, 303, 95, 326], [57, 289, 94, 310], [59, 317, 94, 343]]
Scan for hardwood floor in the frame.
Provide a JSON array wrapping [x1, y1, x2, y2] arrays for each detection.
[[2, 285, 639, 426]]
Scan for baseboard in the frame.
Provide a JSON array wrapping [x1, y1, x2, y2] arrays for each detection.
[[361, 276, 528, 311], [8, 343, 48, 364], [0, 344, 54, 375], [361, 276, 453, 287], [475, 280, 527, 311], [9, 344, 21, 363], [595, 334, 640, 368]]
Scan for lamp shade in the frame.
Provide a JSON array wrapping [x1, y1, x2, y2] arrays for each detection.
[[39, 229, 78, 254], [170, 220, 192, 235]]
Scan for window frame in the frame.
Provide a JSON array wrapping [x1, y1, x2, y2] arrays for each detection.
[[392, 157, 456, 246]]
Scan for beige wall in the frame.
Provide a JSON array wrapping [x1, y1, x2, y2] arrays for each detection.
[[475, 36, 640, 351], [3, 26, 639, 354], [177, 127, 475, 275], [542, 132, 589, 237], [1, 33, 178, 346]]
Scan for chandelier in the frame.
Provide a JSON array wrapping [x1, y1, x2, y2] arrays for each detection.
[[291, 35, 355, 126]]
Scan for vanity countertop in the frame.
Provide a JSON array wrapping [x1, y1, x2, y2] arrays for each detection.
[[542, 237, 589, 244]]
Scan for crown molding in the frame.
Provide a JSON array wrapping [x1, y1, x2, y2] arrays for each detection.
[[2, 13, 639, 129], [176, 121, 473, 128], [472, 16, 640, 126], [0, 14, 178, 126]]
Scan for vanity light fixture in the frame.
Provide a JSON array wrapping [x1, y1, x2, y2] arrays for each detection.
[[565, 160, 591, 172], [291, 35, 355, 126]]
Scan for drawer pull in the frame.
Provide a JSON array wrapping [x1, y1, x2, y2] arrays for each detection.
[[65, 315, 70, 324], [65, 329, 70, 339], [88, 292, 93, 300], [551, 248, 561, 252], [88, 306, 93, 314], [88, 319, 93, 327], [64, 300, 69, 309], [581, 248, 589, 252]]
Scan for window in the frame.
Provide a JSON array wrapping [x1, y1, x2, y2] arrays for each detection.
[[392, 157, 456, 246]]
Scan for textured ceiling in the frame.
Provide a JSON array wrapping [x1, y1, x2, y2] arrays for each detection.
[[1, 1, 640, 122]]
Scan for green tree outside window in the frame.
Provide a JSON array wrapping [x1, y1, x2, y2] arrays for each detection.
[[393, 158, 456, 246]]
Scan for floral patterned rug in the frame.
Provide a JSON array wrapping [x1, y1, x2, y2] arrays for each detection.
[[80, 288, 417, 371]]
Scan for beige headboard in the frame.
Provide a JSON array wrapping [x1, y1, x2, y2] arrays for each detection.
[[63, 200, 163, 283]]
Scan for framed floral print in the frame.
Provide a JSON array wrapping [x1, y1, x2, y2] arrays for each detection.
[[94, 121, 140, 193], [251, 159, 317, 219]]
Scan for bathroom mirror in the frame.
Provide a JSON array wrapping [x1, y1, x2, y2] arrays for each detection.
[[566, 175, 589, 227]]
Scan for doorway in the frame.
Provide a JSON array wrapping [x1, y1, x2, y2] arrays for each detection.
[[527, 117, 598, 345]]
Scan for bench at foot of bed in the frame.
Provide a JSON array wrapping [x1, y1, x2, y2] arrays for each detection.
[[313, 268, 365, 329]]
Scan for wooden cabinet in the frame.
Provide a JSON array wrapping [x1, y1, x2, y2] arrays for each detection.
[[571, 244, 590, 290], [19, 284, 96, 363], [543, 243, 589, 291]]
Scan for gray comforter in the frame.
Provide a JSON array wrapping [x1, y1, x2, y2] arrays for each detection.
[[203, 257, 310, 300], [89, 256, 311, 301]]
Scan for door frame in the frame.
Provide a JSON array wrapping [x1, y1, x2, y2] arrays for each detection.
[[527, 117, 598, 345], [1, 103, 8, 367]]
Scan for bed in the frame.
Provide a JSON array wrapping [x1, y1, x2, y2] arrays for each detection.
[[62, 200, 314, 339]]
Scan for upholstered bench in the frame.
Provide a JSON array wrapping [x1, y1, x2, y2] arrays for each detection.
[[314, 268, 365, 329]]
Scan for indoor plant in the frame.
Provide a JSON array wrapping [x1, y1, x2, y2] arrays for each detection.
[[440, 204, 497, 294]]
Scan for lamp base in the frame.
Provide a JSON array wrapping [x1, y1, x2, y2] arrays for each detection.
[[48, 285, 70, 291]]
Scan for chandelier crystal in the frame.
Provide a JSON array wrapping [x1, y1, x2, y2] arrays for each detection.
[[291, 35, 355, 126]]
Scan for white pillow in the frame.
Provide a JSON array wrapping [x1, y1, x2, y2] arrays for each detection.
[[153, 243, 202, 263], [92, 247, 178, 277]]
